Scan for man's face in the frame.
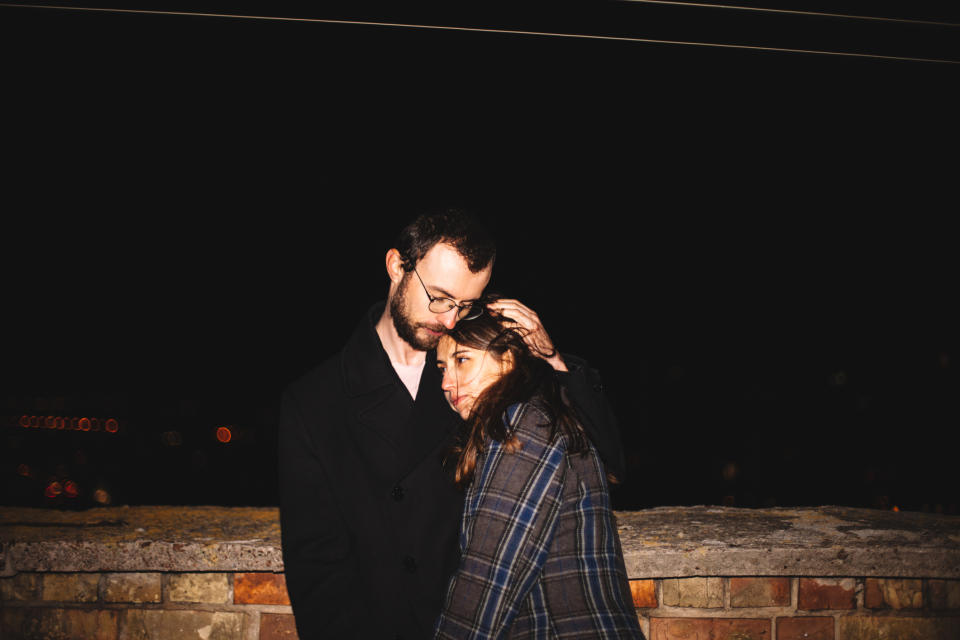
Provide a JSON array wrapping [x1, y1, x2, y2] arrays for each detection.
[[390, 243, 492, 351]]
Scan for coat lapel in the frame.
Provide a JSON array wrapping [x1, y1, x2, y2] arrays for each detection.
[[339, 302, 462, 486], [342, 304, 411, 424], [395, 358, 462, 482]]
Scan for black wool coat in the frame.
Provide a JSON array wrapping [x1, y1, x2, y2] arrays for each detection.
[[278, 302, 626, 640]]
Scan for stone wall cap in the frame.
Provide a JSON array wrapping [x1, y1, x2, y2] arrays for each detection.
[[1, 505, 958, 577], [0, 506, 283, 573], [616, 505, 960, 579]]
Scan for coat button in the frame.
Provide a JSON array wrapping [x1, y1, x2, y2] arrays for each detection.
[[403, 555, 417, 573], [391, 485, 404, 501]]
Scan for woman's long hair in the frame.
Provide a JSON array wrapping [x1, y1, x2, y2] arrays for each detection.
[[445, 310, 587, 487]]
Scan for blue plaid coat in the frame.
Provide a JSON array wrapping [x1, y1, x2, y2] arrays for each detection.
[[434, 399, 644, 639]]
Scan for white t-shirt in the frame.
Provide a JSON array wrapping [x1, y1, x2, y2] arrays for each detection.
[[393, 361, 426, 400]]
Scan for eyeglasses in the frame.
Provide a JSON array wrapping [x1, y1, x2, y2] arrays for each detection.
[[411, 267, 483, 320]]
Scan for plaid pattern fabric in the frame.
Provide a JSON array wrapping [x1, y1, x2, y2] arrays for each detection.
[[435, 400, 644, 639]]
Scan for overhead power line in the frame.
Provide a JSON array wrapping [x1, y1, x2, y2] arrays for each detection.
[[2, 2, 958, 64], [616, 0, 960, 28]]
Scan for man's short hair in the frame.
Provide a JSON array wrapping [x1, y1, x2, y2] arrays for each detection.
[[395, 207, 496, 273]]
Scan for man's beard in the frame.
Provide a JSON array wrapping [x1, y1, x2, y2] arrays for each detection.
[[390, 274, 446, 351]]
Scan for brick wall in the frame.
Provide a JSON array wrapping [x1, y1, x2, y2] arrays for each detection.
[[1, 571, 297, 640], [4, 572, 959, 639], [2, 505, 958, 639], [627, 576, 960, 639]]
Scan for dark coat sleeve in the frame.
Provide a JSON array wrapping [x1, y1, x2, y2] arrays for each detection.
[[278, 387, 365, 639], [555, 354, 627, 482]]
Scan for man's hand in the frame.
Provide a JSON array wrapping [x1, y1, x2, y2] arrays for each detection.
[[486, 299, 568, 372]]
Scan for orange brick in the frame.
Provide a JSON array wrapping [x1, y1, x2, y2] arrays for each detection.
[[650, 617, 770, 640], [103, 572, 162, 603], [260, 613, 299, 639], [839, 616, 960, 639], [168, 573, 230, 604], [712, 618, 770, 638], [630, 579, 657, 608], [234, 573, 291, 605], [777, 616, 834, 640], [730, 578, 790, 607], [121, 609, 243, 638], [929, 579, 960, 610], [0, 573, 40, 601], [1, 607, 117, 640], [41, 573, 100, 603], [650, 617, 711, 640], [798, 578, 855, 610], [662, 577, 723, 608], [863, 578, 922, 610], [864, 579, 884, 609]]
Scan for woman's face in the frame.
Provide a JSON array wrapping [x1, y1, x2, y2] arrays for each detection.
[[436, 335, 511, 420]]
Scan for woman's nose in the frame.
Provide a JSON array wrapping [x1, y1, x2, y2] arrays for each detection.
[[441, 369, 456, 392]]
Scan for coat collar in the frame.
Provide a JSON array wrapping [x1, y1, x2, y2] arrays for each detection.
[[340, 301, 403, 398], [339, 301, 461, 482]]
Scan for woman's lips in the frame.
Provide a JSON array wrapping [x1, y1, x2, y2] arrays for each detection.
[[445, 393, 468, 412]]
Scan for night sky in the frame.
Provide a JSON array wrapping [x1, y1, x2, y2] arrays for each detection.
[[2, 2, 957, 513]]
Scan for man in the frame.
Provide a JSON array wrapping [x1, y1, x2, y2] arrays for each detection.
[[279, 209, 625, 639]]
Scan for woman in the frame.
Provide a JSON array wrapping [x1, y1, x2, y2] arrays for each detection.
[[433, 311, 643, 639]]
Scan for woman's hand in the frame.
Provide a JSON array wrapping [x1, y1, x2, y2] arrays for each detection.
[[485, 299, 568, 372]]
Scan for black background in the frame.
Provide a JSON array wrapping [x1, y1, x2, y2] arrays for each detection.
[[2, 1, 957, 512]]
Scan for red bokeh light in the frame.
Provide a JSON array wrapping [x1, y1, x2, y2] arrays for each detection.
[[18, 415, 119, 434], [44, 481, 63, 498], [216, 426, 232, 443]]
